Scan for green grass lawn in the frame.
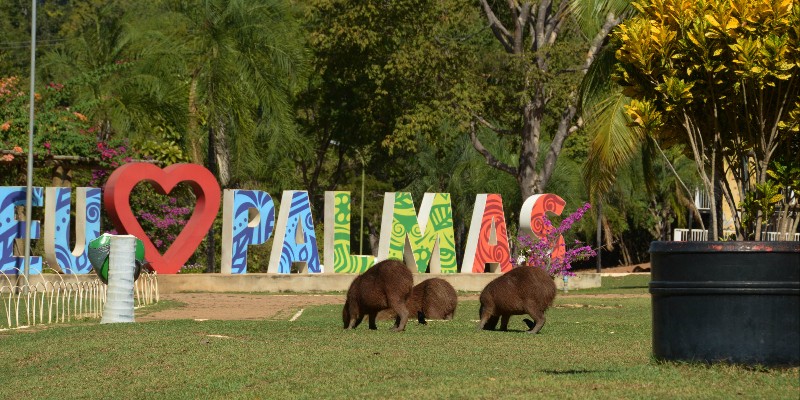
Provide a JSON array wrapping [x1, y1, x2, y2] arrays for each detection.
[[0, 276, 797, 399]]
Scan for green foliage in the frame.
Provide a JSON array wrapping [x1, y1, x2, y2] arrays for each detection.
[[158, 0, 307, 187], [0, 76, 94, 157], [740, 160, 800, 238], [304, 0, 488, 153], [42, 0, 187, 143], [614, 0, 800, 239], [137, 121, 192, 165]]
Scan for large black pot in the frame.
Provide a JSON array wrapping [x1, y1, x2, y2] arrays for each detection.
[[649, 241, 800, 366]]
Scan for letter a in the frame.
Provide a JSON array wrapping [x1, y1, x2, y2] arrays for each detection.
[[462, 194, 511, 273]]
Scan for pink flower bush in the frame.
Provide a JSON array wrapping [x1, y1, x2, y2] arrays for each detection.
[[512, 202, 596, 277]]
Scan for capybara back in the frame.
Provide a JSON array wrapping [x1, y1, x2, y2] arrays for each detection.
[[408, 278, 458, 323], [477, 266, 556, 333], [342, 259, 413, 331]]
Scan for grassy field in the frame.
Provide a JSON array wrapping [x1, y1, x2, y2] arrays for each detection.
[[0, 276, 797, 399]]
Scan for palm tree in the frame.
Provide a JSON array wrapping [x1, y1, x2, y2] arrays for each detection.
[[470, 0, 632, 200], [161, 0, 306, 188]]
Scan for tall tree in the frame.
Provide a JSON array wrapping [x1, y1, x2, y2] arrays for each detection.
[[302, 0, 489, 196], [470, 0, 631, 199], [163, 0, 306, 188], [612, 0, 799, 240], [43, 0, 186, 143]]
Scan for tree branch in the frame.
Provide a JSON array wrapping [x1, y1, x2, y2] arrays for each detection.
[[584, 12, 622, 71], [469, 122, 518, 176], [513, 2, 532, 53], [544, 0, 569, 46], [541, 103, 577, 185], [474, 114, 514, 135], [480, 0, 514, 53]]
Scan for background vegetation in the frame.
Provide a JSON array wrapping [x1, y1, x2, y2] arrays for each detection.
[[1, 0, 796, 271]]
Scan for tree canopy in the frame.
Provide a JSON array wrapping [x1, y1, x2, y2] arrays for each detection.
[[613, 0, 799, 239]]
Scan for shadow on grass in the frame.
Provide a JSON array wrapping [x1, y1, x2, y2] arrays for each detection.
[[541, 369, 615, 375]]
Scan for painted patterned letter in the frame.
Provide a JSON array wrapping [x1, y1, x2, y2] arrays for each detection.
[[0, 187, 43, 274], [323, 191, 374, 273], [221, 190, 276, 274], [520, 194, 566, 262], [43, 187, 102, 274], [268, 191, 321, 274], [462, 194, 512, 273], [376, 192, 457, 273]]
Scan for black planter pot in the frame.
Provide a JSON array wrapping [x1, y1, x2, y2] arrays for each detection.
[[649, 241, 800, 366]]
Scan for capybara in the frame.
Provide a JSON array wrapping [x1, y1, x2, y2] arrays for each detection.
[[408, 278, 458, 324], [342, 259, 413, 331], [477, 265, 556, 334]]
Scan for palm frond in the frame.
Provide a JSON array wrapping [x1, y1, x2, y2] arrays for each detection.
[[582, 89, 644, 199]]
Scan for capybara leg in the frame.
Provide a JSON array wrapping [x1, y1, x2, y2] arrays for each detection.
[[525, 310, 546, 334], [416, 311, 427, 325], [479, 314, 499, 331], [391, 301, 409, 332], [349, 314, 364, 329], [368, 313, 378, 330], [499, 315, 510, 331], [523, 318, 535, 330], [477, 314, 490, 331]]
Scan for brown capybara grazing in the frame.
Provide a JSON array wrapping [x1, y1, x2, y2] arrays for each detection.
[[342, 259, 413, 331], [407, 278, 458, 324], [477, 265, 556, 334]]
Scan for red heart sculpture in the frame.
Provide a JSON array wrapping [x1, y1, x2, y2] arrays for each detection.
[[103, 163, 221, 274]]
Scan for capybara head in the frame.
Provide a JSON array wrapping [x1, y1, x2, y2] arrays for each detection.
[[408, 278, 458, 323], [342, 299, 351, 329], [342, 259, 414, 331], [477, 266, 556, 333]]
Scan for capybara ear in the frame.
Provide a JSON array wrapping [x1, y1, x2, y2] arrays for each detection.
[[417, 311, 427, 325]]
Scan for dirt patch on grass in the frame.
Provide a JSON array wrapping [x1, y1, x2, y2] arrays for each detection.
[[137, 293, 345, 322], [136, 292, 647, 322]]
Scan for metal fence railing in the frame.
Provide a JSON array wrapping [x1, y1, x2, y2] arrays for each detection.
[[673, 229, 800, 242], [0, 269, 158, 330]]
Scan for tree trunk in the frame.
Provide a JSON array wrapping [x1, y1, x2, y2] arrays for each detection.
[[213, 117, 231, 188], [187, 73, 203, 164], [367, 218, 380, 257], [13, 206, 26, 262], [205, 124, 217, 273], [517, 102, 543, 199], [51, 162, 72, 187]]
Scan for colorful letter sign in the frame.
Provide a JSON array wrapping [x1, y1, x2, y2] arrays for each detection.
[[377, 192, 457, 273], [462, 194, 512, 273], [0, 155, 575, 278], [43, 187, 101, 274], [0, 187, 43, 274], [323, 191, 374, 273], [104, 163, 221, 274], [221, 190, 275, 274], [268, 191, 321, 274]]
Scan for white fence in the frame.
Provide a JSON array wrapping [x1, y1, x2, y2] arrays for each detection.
[[673, 229, 800, 241], [763, 231, 800, 241], [694, 188, 711, 211], [0, 268, 158, 330]]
